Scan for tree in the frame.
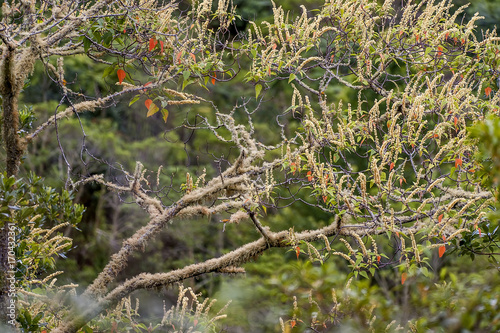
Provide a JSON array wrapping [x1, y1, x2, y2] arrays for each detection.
[[1, 0, 499, 331]]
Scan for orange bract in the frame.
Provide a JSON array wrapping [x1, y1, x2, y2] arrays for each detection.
[[439, 245, 446, 258], [485, 86, 492, 97], [401, 272, 407, 285], [149, 38, 157, 51], [117, 69, 126, 84]]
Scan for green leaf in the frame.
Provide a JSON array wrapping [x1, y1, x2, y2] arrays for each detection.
[[129, 95, 140, 106], [255, 84, 262, 98], [102, 65, 115, 79], [83, 37, 91, 53], [288, 73, 296, 83]]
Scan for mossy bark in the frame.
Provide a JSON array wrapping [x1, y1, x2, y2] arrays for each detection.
[[0, 46, 23, 326]]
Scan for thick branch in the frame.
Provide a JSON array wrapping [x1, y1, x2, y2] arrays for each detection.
[[53, 215, 344, 333], [82, 200, 187, 299]]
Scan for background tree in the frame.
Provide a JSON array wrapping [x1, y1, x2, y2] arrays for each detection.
[[1, 0, 499, 332]]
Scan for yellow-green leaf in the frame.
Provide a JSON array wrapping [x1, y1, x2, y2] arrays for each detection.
[[161, 109, 169, 123], [255, 84, 262, 98], [146, 102, 159, 117]]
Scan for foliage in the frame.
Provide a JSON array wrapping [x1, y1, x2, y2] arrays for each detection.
[[1, 0, 500, 332]]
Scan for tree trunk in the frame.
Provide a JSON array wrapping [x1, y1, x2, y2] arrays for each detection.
[[0, 47, 23, 326]]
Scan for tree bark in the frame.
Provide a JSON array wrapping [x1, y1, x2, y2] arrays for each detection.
[[0, 46, 23, 326]]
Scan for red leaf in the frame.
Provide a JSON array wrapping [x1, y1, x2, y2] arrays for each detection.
[[461, 38, 465, 45], [445, 32, 449, 39], [454, 116, 458, 128], [291, 320, 296, 328], [193, 319, 198, 327], [322, 195, 327, 203], [478, 228, 482, 236], [272, 43, 277, 50], [307, 171, 313, 181], [117, 69, 126, 84], [145, 99, 153, 109], [400, 178, 403, 187], [290, 162, 296, 175], [438, 245, 446, 258], [160, 40, 164, 53], [401, 272, 407, 285], [455, 158, 462, 168], [485, 86, 492, 97], [144, 82, 152, 87], [295, 246, 300, 259], [438, 214, 443, 223], [190, 53, 196, 62], [149, 38, 157, 51], [437, 46, 443, 57], [176, 52, 182, 64], [376, 255, 381, 263], [389, 162, 395, 171]]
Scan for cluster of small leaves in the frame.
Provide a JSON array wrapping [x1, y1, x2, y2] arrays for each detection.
[[0, 173, 83, 330], [452, 115, 500, 263], [0, 173, 83, 278]]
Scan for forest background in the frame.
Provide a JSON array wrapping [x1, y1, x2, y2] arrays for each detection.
[[1, 0, 500, 332]]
